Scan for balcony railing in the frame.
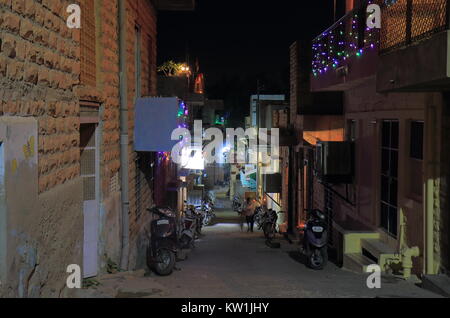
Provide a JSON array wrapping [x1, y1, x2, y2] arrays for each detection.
[[312, 1, 381, 77], [380, 0, 450, 54]]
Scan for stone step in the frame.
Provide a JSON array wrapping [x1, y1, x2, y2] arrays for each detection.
[[343, 253, 374, 273], [361, 238, 397, 262], [422, 275, 450, 298]]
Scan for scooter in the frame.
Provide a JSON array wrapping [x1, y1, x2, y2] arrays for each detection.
[[299, 209, 329, 270], [179, 206, 197, 249], [146, 207, 178, 276]]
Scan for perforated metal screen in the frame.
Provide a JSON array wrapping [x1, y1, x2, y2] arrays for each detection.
[[80, 0, 96, 87], [380, 0, 449, 53], [80, 124, 97, 201]]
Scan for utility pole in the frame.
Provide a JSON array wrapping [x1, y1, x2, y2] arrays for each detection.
[[256, 79, 261, 201], [334, 0, 337, 22]]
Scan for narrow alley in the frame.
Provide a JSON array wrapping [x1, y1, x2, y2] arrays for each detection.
[[77, 192, 438, 299], [2, 0, 450, 303]]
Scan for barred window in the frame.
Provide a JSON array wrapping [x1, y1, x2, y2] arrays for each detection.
[[80, 0, 96, 87]]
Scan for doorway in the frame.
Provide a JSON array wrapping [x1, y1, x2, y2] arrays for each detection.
[[80, 124, 100, 278]]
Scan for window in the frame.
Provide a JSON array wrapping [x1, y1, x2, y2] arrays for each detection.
[[346, 119, 356, 142], [135, 25, 142, 99], [380, 120, 399, 237], [80, 0, 96, 87], [409, 120, 424, 198], [410, 121, 424, 160]]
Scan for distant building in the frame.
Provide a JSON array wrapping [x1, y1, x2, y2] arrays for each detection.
[[250, 95, 285, 127]]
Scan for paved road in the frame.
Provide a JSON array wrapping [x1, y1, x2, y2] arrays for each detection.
[[150, 202, 438, 298]]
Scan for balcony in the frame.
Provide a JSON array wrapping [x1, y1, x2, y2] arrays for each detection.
[[152, 0, 196, 11], [311, 1, 381, 92], [377, 0, 450, 92]]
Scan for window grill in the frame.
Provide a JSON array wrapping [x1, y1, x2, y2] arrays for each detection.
[[80, 0, 96, 87], [380, 0, 449, 53], [80, 124, 97, 201], [324, 187, 334, 246]]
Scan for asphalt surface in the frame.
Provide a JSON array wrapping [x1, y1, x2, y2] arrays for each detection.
[[149, 199, 439, 298]]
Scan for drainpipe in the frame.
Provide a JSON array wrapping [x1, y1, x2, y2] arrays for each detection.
[[119, 0, 130, 271], [425, 105, 437, 275]]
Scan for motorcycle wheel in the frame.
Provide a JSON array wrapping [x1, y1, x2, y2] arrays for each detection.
[[308, 247, 328, 270], [153, 248, 176, 276], [179, 234, 191, 249], [263, 223, 275, 240]]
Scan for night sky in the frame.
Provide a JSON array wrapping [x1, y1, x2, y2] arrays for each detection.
[[157, 0, 335, 125]]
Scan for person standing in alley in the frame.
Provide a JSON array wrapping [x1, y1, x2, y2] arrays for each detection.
[[242, 198, 259, 232]]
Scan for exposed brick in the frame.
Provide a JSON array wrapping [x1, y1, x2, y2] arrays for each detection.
[[23, 63, 38, 84], [38, 67, 50, 86], [6, 59, 23, 79], [34, 27, 49, 46], [15, 38, 26, 60], [35, 5, 45, 25], [0, 54, 7, 76], [19, 18, 34, 40], [1, 11, 21, 33], [11, 0, 24, 14], [1, 33, 17, 58], [24, 0, 36, 18], [3, 100, 19, 114], [0, 0, 12, 8]]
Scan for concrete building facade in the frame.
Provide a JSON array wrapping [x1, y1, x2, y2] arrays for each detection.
[[286, 0, 450, 277]]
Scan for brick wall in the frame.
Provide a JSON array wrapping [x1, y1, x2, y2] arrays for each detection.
[[125, 0, 157, 269], [0, 0, 84, 297], [0, 0, 81, 193]]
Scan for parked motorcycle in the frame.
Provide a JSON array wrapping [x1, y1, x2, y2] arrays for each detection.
[[258, 209, 281, 241], [197, 201, 215, 226], [232, 195, 242, 212], [299, 209, 329, 270], [146, 207, 178, 276]]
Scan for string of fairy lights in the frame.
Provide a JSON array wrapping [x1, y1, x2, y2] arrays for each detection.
[[157, 100, 189, 164], [312, 0, 383, 77]]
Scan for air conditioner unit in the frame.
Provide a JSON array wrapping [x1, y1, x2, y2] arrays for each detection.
[[315, 141, 354, 184], [264, 173, 282, 193]]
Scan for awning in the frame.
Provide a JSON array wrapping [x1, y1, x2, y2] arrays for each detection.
[[134, 97, 188, 152]]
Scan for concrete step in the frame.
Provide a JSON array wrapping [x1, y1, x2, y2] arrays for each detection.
[[343, 253, 374, 273], [361, 238, 396, 261]]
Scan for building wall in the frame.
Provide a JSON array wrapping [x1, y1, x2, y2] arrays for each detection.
[[0, 0, 159, 296], [125, 0, 157, 270], [0, 0, 83, 297], [289, 36, 448, 274]]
